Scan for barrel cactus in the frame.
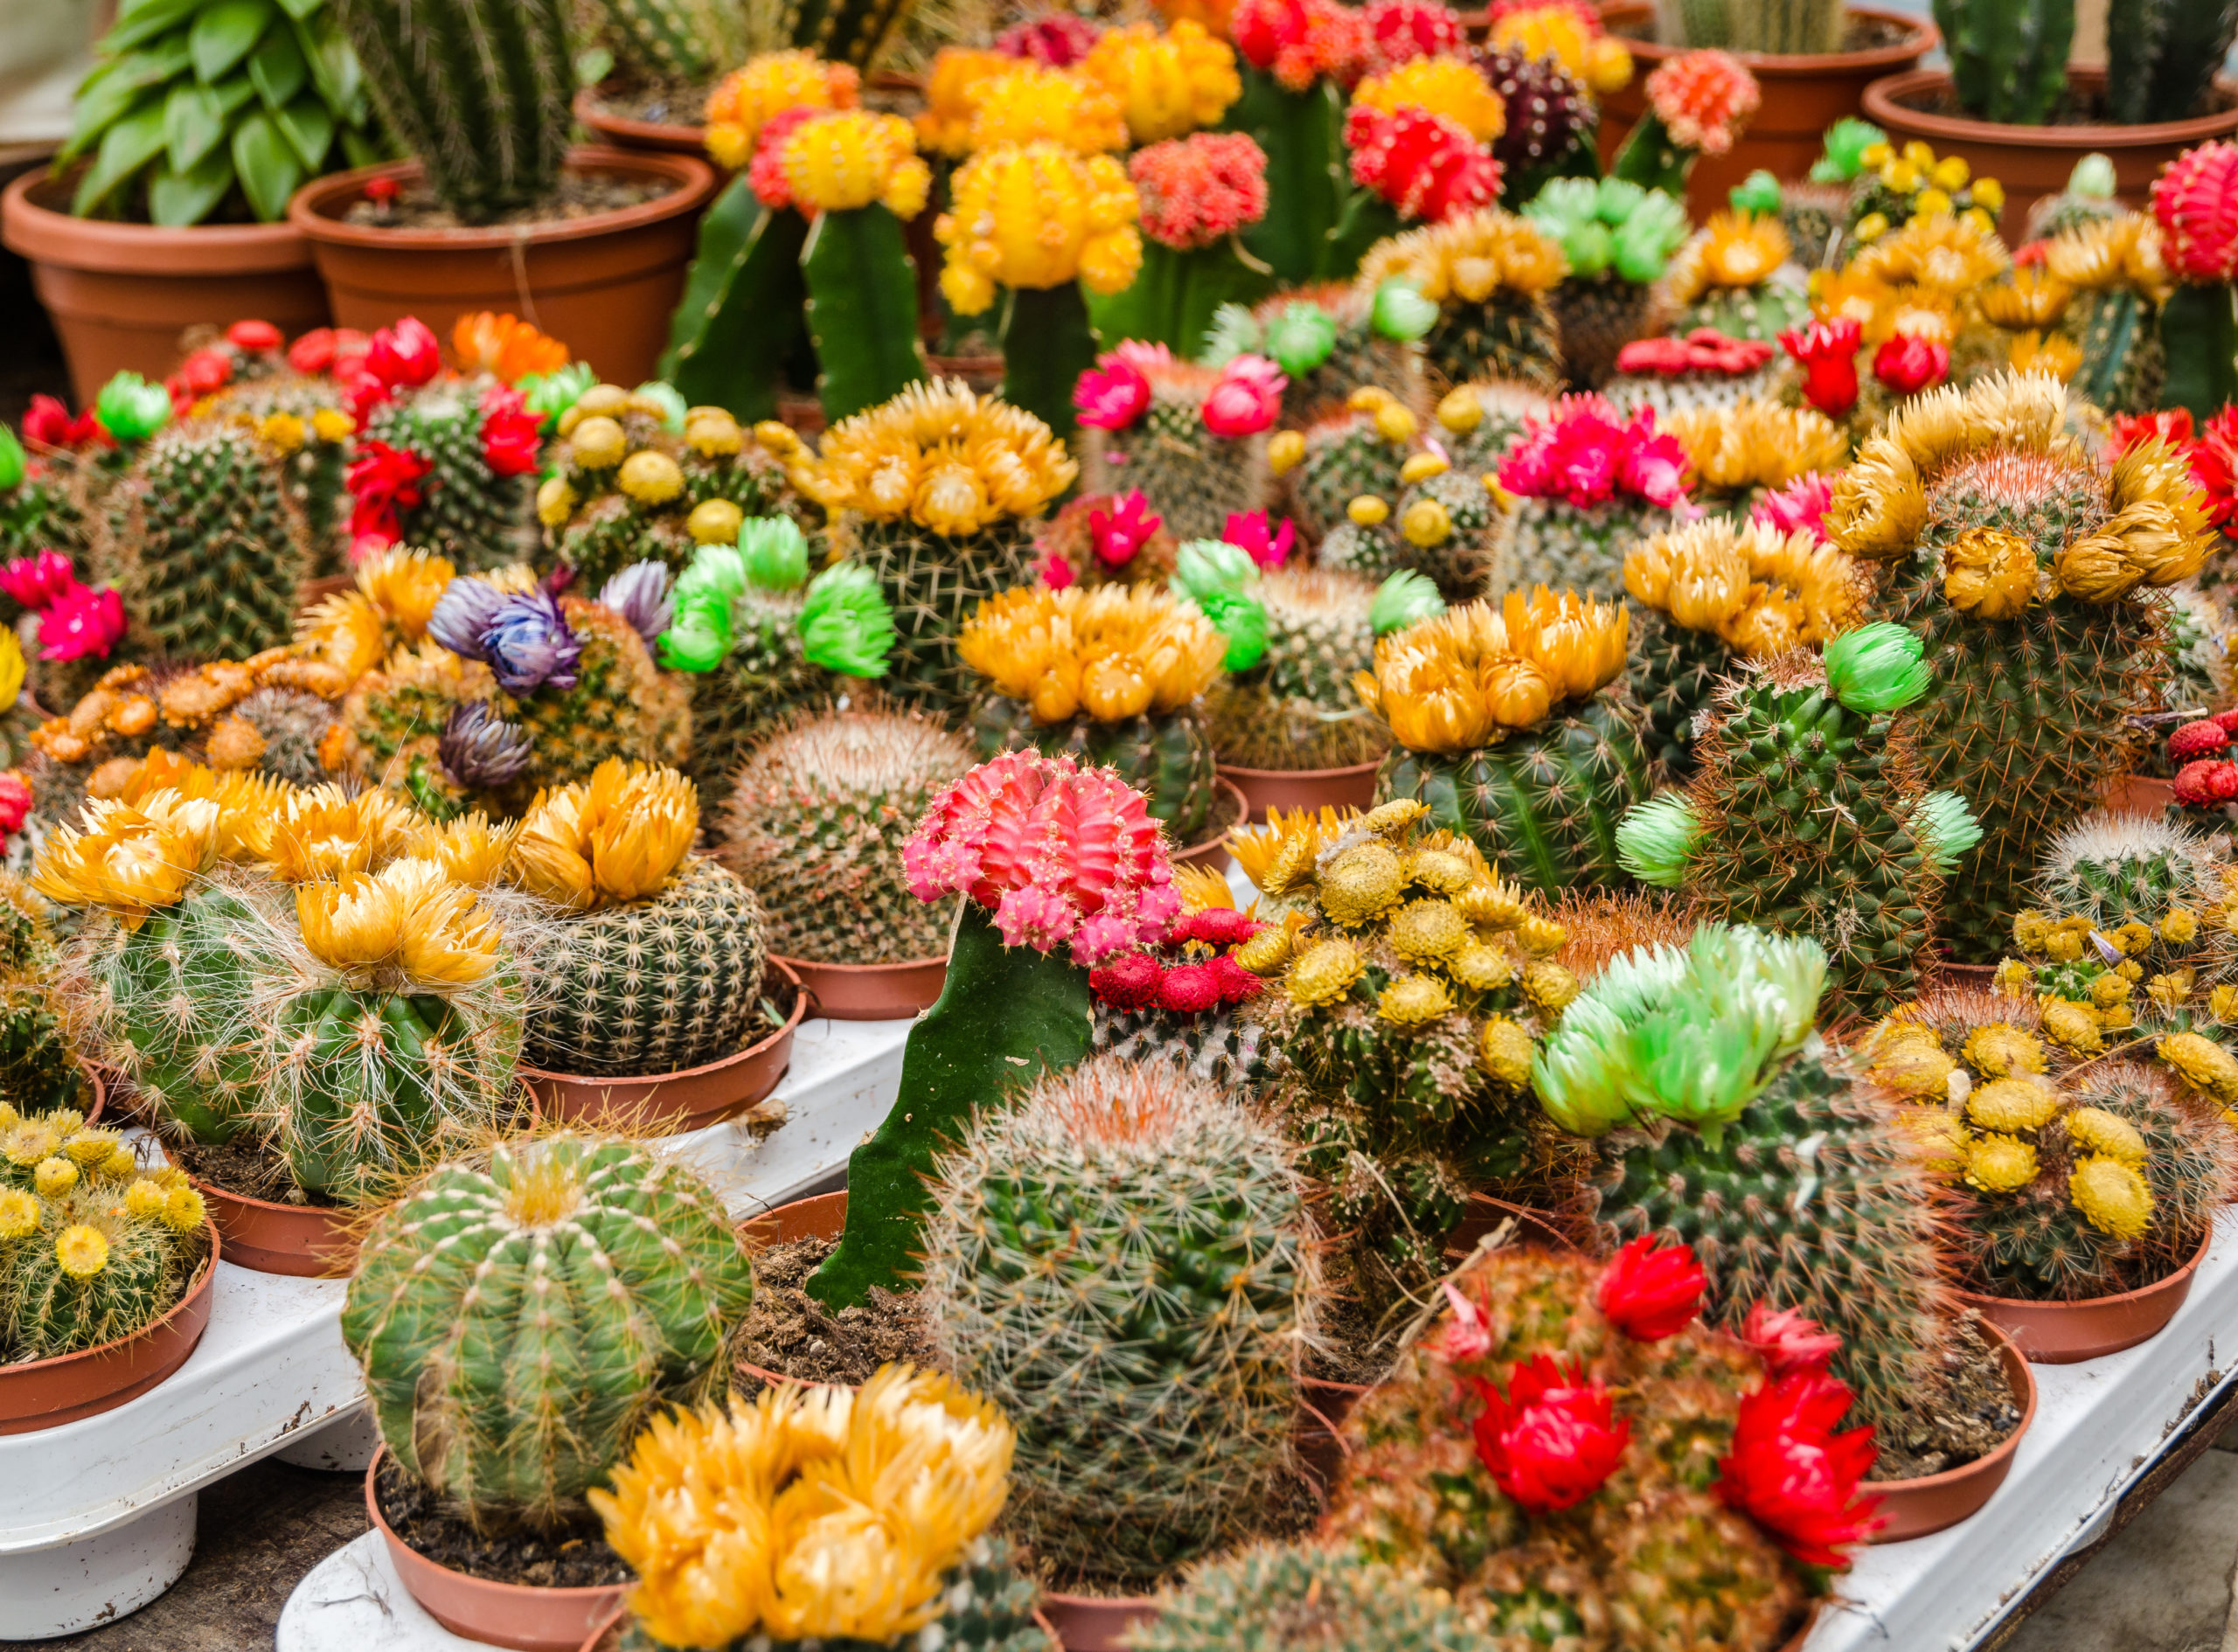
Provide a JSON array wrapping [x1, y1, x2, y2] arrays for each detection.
[[1206, 282, 1432, 426], [1495, 395, 1693, 600], [1355, 211, 1568, 392], [1603, 329, 1784, 421], [1521, 177, 1691, 390], [3, 1163, 209, 1361], [1662, 212, 1811, 344], [2040, 214, 2170, 416], [1131, 1544, 1494, 1652]]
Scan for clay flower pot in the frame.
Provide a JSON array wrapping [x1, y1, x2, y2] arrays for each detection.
[[197, 1180, 357, 1278], [0, 1217, 219, 1434], [1593, 3, 1938, 219], [287, 147, 717, 386], [1862, 68, 2238, 243], [1953, 1222, 2210, 1363], [1038, 1593, 1162, 1652], [3, 168, 331, 406], [1171, 777, 1247, 874], [573, 84, 708, 155], [521, 960, 805, 1133], [2106, 774, 2178, 815], [776, 954, 949, 1021], [1862, 1319, 2037, 1541], [366, 1446, 624, 1652], [1923, 959, 2002, 991], [1217, 758, 1382, 823]]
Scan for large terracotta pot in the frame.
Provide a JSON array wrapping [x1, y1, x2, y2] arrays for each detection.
[[1953, 1222, 2210, 1363], [778, 954, 948, 1021], [198, 1180, 357, 1278], [1863, 1318, 2037, 1541], [1594, 3, 1938, 220], [3, 168, 331, 406], [366, 1446, 625, 1652], [1862, 68, 2238, 243], [287, 148, 717, 385], [1218, 759, 1382, 823], [573, 85, 707, 155]]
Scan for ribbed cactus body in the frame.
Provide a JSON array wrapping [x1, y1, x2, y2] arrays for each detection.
[[0, 978, 87, 1117], [1779, 182, 1851, 270], [1423, 293, 1565, 394], [341, 1136, 754, 1524], [851, 518, 1044, 711], [1729, 0, 1847, 53], [1288, 413, 1412, 542], [967, 695, 1218, 842], [1549, 276, 1657, 390], [514, 597, 694, 790], [1935, 0, 2074, 123], [1131, 1544, 1495, 1652], [524, 856, 767, 1078], [681, 591, 818, 809], [1630, 609, 1733, 776], [333, 0, 576, 222], [2105, 0, 2238, 122], [365, 390, 539, 571], [1378, 698, 1652, 892], [233, 688, 339, 788], [1206, 567, 1388, 770], [2065, 287, 2167, 416], [212, 374, 356, 577], [1671, 283, 1813, 344], [7, 1186, 205, 1360], [792, 0, 920, 66], [594, 0, 747, 77], [2037, 813, 2221, 930], [1505, 496, 1676, 600], [1090, 1001, 1263, 1092], [1082, 400, 1270, 545], [1605, 361, 1780, 421]]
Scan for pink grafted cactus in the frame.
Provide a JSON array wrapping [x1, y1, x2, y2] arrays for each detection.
[[903, 752, 1181, 962]]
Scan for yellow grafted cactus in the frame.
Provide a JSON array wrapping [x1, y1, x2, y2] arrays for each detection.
[[958, 64, 1129, 155], [509, 760, 699, 912], [794, 381, 1077, 532], [703, 51, 861, 170], [959, 586, 1226, 723], [778, 111, 931, 217], [935, 142, 1143, 316], [1082, 20, 1241, 142], [1487, 5, 1633, 90], [1354, 588, 1629, 754], [1623, 517, 1865, 659], [1351, 57, 1506, 142], [914, 48, 1011, 156]]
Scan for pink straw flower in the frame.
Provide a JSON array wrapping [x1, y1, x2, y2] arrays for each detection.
[[1201, 354, 1288, 437], [1075, 352, 1157, 431]]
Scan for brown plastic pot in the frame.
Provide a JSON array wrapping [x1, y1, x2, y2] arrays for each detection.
[[0, 1217, 219, 1434], [1217, 759, 1382, 823], [776, 953, 948, 1021], [522, 959, 804, 1132], [736, 1190, 851, 1391], [1862, 68, 2238, 243], [3, 167, 331, 406], [573, 85, 708, 155], [197, 1179, 357, 1278], [287, 148, 718, 386], [1038, 1593, 1160, 1652], [1171, 777, 1246, 874], [1954, 1222, 2210, 1363], [367, 1446, 625, 1652], [1594, 3, 1938, 220], [1863, 1318, 2036, 1540]]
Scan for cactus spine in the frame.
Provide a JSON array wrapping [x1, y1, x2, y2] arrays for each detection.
[[362, 385, 539, 571], [594, 0, 747, 78], [1730, 0, 1848, 53]]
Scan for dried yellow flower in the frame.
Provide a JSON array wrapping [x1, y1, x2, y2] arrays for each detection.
[[1357, 588, 1628, 754], [511, 760, 700, 911], [1286, 937, 1365, 1006], [1478, 1016, 1535, 1085], [1318, 840, 1407, 927], [1378, 973, 1455, 1026], [2068, 1154, 2152, 1239], [1962, 1024, 2047, 1077], [1965, 1076, 2061, 1132], [1943, 525, 2039, 620], [1388, 898, 1469, 962], [1964, 1132, 2040, 1192], [959, 586, 1226, 723]]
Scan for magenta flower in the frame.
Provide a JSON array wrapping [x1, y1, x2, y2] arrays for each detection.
[[0, 550, 79, 611], [38, 583, 126, 662], [1201, 354, 1287, 438], [1498, 393, 1692, 512], [1090, 491, 1163, 566], [1074, 355, 1154, 431], [1222, 510, 1295, 569], [1750, 472, 1836, 543]]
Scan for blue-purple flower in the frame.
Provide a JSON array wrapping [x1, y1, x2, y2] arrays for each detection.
[[438, 701, 534, 788], [426, 577, 509, 662], [481, 590, 581, 695], [598, 560, 674, 649]]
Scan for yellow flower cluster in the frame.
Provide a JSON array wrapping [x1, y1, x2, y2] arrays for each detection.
[[794, 380, 1078, 534], [2005, 901, 2218, 1054], [1977, 266, 2073, 333], [959, 586, 1227, 724], [1356, 209, 1566, 303], [2009, 330, 2083, 380], [1083, 20, 1241, 143], [1351, 56, 1506, 142], [511, 760, 699, 912], [2044, 213, 2171, 302], [935, 142, 1142, 313], [777, 110, 930, 218], [704, 51, 860, 171], [1843, 210, 2009, 304], [1852, 139, 2002, 239], [590, 1364, 1014, 1650], [1354, 588, 1629, 754], [963, 64, 1129, 155], [296, 857, 502, 987], [1623, 518, 1866, 659], [1485, 6, 1633, 93], [1665, 212, 1791, 303], [296, 546, 462, 684], [31, 792, 225, 922], [1, 1101, 142, 1190], [266, 784, 413, 883], [1662, 398, 1849, 493]]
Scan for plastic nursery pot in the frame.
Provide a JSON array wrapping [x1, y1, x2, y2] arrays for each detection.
[[1591, 3, 1938, 220], [286, 147, 718, 386], [0, 1217, 219, 1434], [735, 1190, 850, 1392], [366, 1445, 625, 1652], [2105, 774, 2178, 815], [1037, 1593, 1163, 1652], [1861, 68, 2238, 243], [1922, 959, 2001, 992], [775, 954, 948, 1021], [580, 1606, 626, 1652], [195, 1179, 357, 1278], [1954, 1221, 2212, 1364], [2, 166, 332, 407], [1216, 759, 1382, 823], [1171, 777, 1247, 875], [522, 959, 805, 1133], [573, 84, 708, 155], [1861, 1317, 2036, 1541]]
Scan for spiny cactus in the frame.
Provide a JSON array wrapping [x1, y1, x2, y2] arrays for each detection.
[[2043, 216, 2170, 416], [3, 1165, 210, 1361], [358, 379, 540, 573], [1078, 346, 1280, 545], [1354, 213, 1567, 393], [1086, 878, 1268, 1091], [1603, 330, 1786, 424], [593, 0, 748, 78], [921, 1053, 1307, 1583], [717, 705, 971, 966], [204, 372, 358, 578], [2106, 0, 2238, 123], [343, 1135, 754, 1526], [1523, 178, 1692, 390], [2035, 810, 2225, 935], [1934, 0, 2073, 122], [1678, 0, 1847, 53], [1131, 1544, 1494, 1652], [1663, 213, 1812, 344], [1206, 282, 1433, 425], [1495, 395, 1692, 601], [1280, 398, 1422, 545], [1310, 406, 1513, 600], [1662, 397, 1851, 524]]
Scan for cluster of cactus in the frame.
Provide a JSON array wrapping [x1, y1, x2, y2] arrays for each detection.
[[1936, 0, 2238, 125], [200, 344, 361, 577], [2, 1152, 210, 1363], [1662, 212, 1812, 344], [343, 1134, 755, 1528], [509, 760, 768, 1079], [921, 1052, 1308, 1583], [1276, 392, 1427, 545], [1535, 923, 1952, 1430], [1524, 178, 1692, 389], [717, 705, 971, 966], [1354, 213, 1568, 393], [1309, 403, 1514, 600], [2040, 216, 2172, 416], [1206, 283, 1434, 425], [1619, 623, 1985, 1020], [1495, 395, 1693, 600], [590, 0, 749, 80], [1078, 345, 1279, 544]]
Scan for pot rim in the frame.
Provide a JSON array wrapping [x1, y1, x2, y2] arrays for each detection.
[[769, 951, 949, 979], [365, 1443, 631, 1606], [1174, 776, 1246, 860], [1860, 1316, 2036, 1494], [1862, 66, 2238, 146], [518, 957, 806, 1094], [1215, 757, 1385, 782], [1596, 2, 1938, 70], [1950, 1218, 2212, 1315], [2, 166, 316, 274], [286, 147, 718, 253], [573, 84, 709, 149], [0, 1213, 219, 1390]]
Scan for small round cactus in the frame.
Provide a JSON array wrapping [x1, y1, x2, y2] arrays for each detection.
[[1131, 1544, 1492, 1652], [3, 1163, 209, 1360]]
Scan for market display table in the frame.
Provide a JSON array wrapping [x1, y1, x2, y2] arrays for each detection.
[[0, 1011, 914, 1642]]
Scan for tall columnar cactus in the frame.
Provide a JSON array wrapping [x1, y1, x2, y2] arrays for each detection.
[[1354, 212, 1568, 392], [1523, 178, 1692, 390], [1826, 372, 2199, 960], [1495, 394, 1694, 600], [1933, 0, 2073, 124], [1206, 282, 1434, 425], [717, 706, 973, 966], [1533, 924, 1953, 1432], [3, 1165, 209, 1361], [921, 1053, 1307, 1582], [2107, 0, 2238, 122], [332, 0, 576, 222], [1077, 345, 1282, 544], [342, 1135, 755, 1525], [1364, 591, 1651, 892]]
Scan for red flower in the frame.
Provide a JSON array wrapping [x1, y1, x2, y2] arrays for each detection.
[[2105, 408, 2195, 460], [1345, 104, 1501, 223], [749, 106, 824, 211], [478, 385, 543, 477], [1470, 1355, 1630, 1515], [2172, 718, 2232, 761], [1595, 1235, 1706, 1341], [2218, 708, 2238, 734], [1872, 332, 1950, 397], [2175, 757, 2238, 806], [1208, 953, 1264, 1003], [365, 316, 442, 392], [1741, 1302, 1842, 1378], [1615, 328, 1774, 378], [2153, 141, 2238, 283], [1090, 951, 1166, 1009], [1362, 0, 1465, 71], [1232, 0, 1368, 90], [1749, 472, 1835, 544], [994, 12, 1102, 66], [1779, 316, 1862, 419], [0, 771, 30, 838], [1201, 354, 1287, 438], [1089, 492, 1163, 566], [0, 551, 78, 610], [1171, 906, 1261, 947], [1436, 1280, 1493, 1363], [226, 319, 283, 353], [1132, 132, 1271, 251], [346, 439, 434, 545], [1498, 393, 1692, 511], [2189, 406, 2238, 531], [364, 175, 400, 207], [1075, 353, 1156, 431], [1039, 549, 1077, 589], [37, 583, 127, 663], [177, 346, 233, 398], [20, 394, 103, 450], [1157, 961, 1223, 1013], [1223, 509, 1295, 568], [1719, 1371, 1881, 1567]]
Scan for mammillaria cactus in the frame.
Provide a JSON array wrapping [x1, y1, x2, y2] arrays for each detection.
[[1662, 212, 1811, 344], [1132, 1544, 1491, 1652], [342, 1135, 755, 1528], [1363, 589, 1650, 892], [3, 1162, 209, 1362], [1206, 283, 1434, 426], [1495, 393, 1693, 599], [1827, 371, 2202, 959], [1522, 179, 1692, 390], [921, 1052, 1307, 1582], [717, 706, 974, 967], [1076, 344, 1283, 543], [959, 584, 1229, 840], [1534, 924, 1951, 1431], [1033, 489, 1184, 589], [2036, 215, 2172, 416], [1355, 210, 1569, 392], [1276, 387, 1428, 545]]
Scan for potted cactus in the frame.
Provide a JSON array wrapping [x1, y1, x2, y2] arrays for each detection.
[[1661, 394, 1850, 521], [1664, 208, 1814, 341], [1206, 281, 1435, 425], [1521, 178, 1692, 389], [1076, 343, 1286, 544], [1495, 392, 1694, 598], [1092, 131, 1279, 353]]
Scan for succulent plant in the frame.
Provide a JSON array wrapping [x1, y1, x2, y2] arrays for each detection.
[[1087, 877, 1269, 1090], [1304, 394, 1515, 600], [1494, 394, 1693, 601], [1077, 344, 1282, 544], [1355, 213, 1567, 392], [1206, 282, 1433, 427], [3, 1162, 210, 1362], [1524, 178, 1692, 390], [1132, 1543, 1495, 1652], [2040, 216, 2172, 416]]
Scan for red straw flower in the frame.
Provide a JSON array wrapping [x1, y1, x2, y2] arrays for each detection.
[[1089, 491, 1163, 566], [1361, 0, 1465, 70], [0, 551, 77, 610], [477, 385, 543, 477], [1039, 549, 1077, 589], [2189, 406, 2238, 531], [226, 318, 283, 352], [1498, 393, 1692, 510], [1719, 1371, 1881, 1567], [0, 772, 31, 838], [1741, 1302, 1842, 1378], [1615, 328, 1774, 378], [1595, 1235, 1706, 1341], [365, 316, 442, 391], [2171, 718, 2232, 761], [346, 439, 434, 547], [1470, 1355, 1630, 1515], [1089, 950, 1166, 1008], [1132, 132, 1270, 250], [1749, 472, 1837, 544], [20, 394, 104, 450], [1201, 354, 1287, 437], [1872, 332, 1950, 397], [995, 12, 1102, 65], [1780, 316, 1863, 419], [1223, 509, 1295, 568], [2105, 408, 2195, 458], [1644, 50, 1759, 156], [38, 584, 126, 663], [2153, 141, 2238, 283], [1345, 103, 1501, 223]]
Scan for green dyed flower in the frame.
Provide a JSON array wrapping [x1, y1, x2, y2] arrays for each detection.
[[1370, 280, 1437, 342], [800, 564, 895, 677], [1811, 118, 1886, 184], [94, 373, 170, 445], [1616, 793, 1701, 890], [1263, 306, 1338, 376], [740, 516, 810, 592], [1911, 789, 1984, 873], [1370, 571, 1444, 636], [1729, 169, 1783, 217], [1171, 538, 1260, 606], [1823, 621, 1930, 713]]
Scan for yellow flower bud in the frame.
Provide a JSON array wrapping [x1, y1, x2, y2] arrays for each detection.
[[1965, 1132, 2040, 1192], [1970, 177, 2005, 212], [1373, 404, 1418, 443], [2158, 1030, 2238, 1101], [1479, 1016, 1534, 1086], [1963, 1024, 2047, 1076], [688, 499, 745, 545], [2161, 908, 2200, 946], [2045, 928, 2084, 962], [1522, 958, 1578, 1010], [685, 412, 743, 456], [1993, 958, 2035, 997], [618, 450, 685, 505], [1915, 187, 1954, 218], [536, 475, 577, 529], [1515, 914, 1567, 957], [2211, 984, 2238, 1023], [1436, 388, 1482, 434], [2013, 908, 2052, 952], [1348, 495, 1391, 528], [1874, 1043, 1957, 1100], [1401, 498, 1453, 547], [2041, 998, 2103, 1053], [257, 412, 305, 455], [1268, 430, 1305, 475], [2068, 1155, 2151, 1239], [569, 414, 628, 469], [1448, 940, 1514, 992], [311, 408, 355, 443], [163, 1184, 207, 1232], [1853, 212, 1890, 242], [1400, 451, 1449, 485], [1931, 155, 1970, 190], [0, 1187, 35, 1241], [126, 1178, 169, 1218], [2091, 970, 2133, 1008]]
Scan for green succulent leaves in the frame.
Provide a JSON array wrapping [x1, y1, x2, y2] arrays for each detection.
[[1823, 621, 1931, 713], [94, 372, 172, 444], [1523, 177, 1689, 286], [1616, 792, 1702, 889], [0, 428, 23, 494]]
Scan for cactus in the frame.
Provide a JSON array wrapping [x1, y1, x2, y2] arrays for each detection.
[[1663, 213, 1812, 344], [1354, 214, 1568, 393], [1079, 346, 1278, 545], [2044, 217, 2170, 416], [1483, 45, 1595, 205], [2106, 0, 2238, 122], [1602, 330, 1787, 426], [1316, 444, 1514, 600], [593, 0, 748, 78], [921, 1053, 1307, 1582], [1086, 881, 1268, 1090], [1131, 1544, 1495, 1652], [4, 1168, 210, 1360], [359, 382, 539, 572], [1663, 398, 1851, 524], [227, 687, 339, 788], [2036, 811, 2224, 934], [1494, 395, 1693, 600], [716, 705, 972, 966], [1523, 179, 1692, 391], [1933, 0, 2073, 124], [343, 1135, 754, 1525], [1730, 0, 1848, 53], [661, 180, 813, 427], [1282, 401, 1421, 545], [206, 372, 359, 578], [1206, 283, 1434, 425], [332, 0, 575, 222]]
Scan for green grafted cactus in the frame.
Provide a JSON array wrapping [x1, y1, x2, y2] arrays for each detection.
[[1933, 0, 2074, 124], [341, 1135, 754, 1525], [332, 0, 575, 222], [2106, 0, 2238, 123], [1206, 284, 1431, 427], [594, 0, 748, 78], [803, 205, 932, 425], [921, 1054, 1306, 1583], [662, 183, 814, 425]]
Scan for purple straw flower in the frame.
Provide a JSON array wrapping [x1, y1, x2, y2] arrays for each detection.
[[598, 560, 675, 649], [426, 577, 508, 662], [438, 701, 534, 788], [481, 590, 581, 695]]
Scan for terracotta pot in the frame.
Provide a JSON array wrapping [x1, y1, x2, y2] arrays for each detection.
[[1924, 960, 2000, 991], [3, 167, 331, 406], [366, 1446, 625, 1652], [1953, 1222, 2210, 1363], [521, 959, 805, 1132], [1863, 1318, 2036, 1541], [928, 352, 1005, 392], [197, 1178, 356, 1278], [287, 148, 717, 386], [75, 1063, 105, 1126], [1039, 1593, 1160, 1652], [1217, 759, 1382, 823], [573, 85, 707, 155], [580, 1607, 626, 1652], [2106, 774, 2178, 815], [0, 1218, 219, 1434], [1862, 68, 2238, 243], [1172, 777, 1246, 874], [777, 953, 948, 1021], [1593, 3, 1937, 220], [736, 1190, 851, 1391]]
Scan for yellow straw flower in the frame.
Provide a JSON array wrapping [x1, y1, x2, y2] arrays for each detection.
[[1378, 973, 1455, 1026], [296, 857, 502, 987], [411, 813, 520, 888], [0, 630, 24, 714], [2064, 1105, 2148, 1166], [2044, 213, 2171, 302], [1942, 524, 2039, 620], [264, 785, 412, 884], [2068, 1155, 2151, 1239], [1478, 1016, 1535, 1084], [31, 795, 219, 920], [34, 1156, 77, 1198], [0, 1187, 36, 1241], [1354, 588, 1628, 754], [1352, 56, 1506, 143], [1965, 1076, 2060, 1132], [704, 51, 861, 170], [1623, 517, 1864, 658], [510, 760, 699, 911], [55, 1224, 108, 1279], [794, 380, 1076, 531], [1964, 1132, 2039, 1192], [1661, 400, 1849, 495], [781, 111, 933, 218], [355, 547, 455, 643], [1082, 20, 1242, 143], [1286, 937, 1366, 1006], [1962, 1024, 2047, 1076], [959, 586, 1227, 723], [1665, 212, 1792, 302], [1977, 267, 2072, 331], [935, 142, 1142, 315]]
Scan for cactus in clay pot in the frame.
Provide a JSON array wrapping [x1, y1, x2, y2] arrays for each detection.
[[3, 1163, 210, 1362], [1495, 393, 1695, 600], [1076, 345, 1285, 545], [1131, 1544, 1494, 1652], [1356, 212, 1569, 392]]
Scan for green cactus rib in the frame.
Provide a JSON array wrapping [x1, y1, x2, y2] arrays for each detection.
[[1132, 1544, 1502, 1652], [2066, 288, 2167, 417], [999, 283, 1102, 445], [967, 694, 1220, 843], [791, 0, 918, 66], [1227, 68, 1347, 285], [1377, 697, 1652, 892], [1087, 238, 1277, 358], [1933, 0, 2073, 123], [1728, 0, 1846, 52], [594, 0, 746, 79], [663, 180, 813, 423], [87, 891, 262, 1144], [1672, 0, 1734, 44], [852, 517, 1043, 712], [1609, 112, 1694, 201], [2107, 0, 2238, 123], [803, 205, 930, 425], [1629, 610, 1734, 777]]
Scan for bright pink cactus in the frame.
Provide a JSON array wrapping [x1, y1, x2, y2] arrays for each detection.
[[2153, 141, 2238, 283], [1344, 103, 1501, 223], [1497, 393, 1693, 511]]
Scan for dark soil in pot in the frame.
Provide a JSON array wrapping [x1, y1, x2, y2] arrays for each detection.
[[593, 71, 717, 129], [733, 1234, 939, 1392], [1871, 1316, 2026, 1481], [167, 1133, 343, 1209], [374, 1454, 631, 1589], [342, 173, 674, 232]]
